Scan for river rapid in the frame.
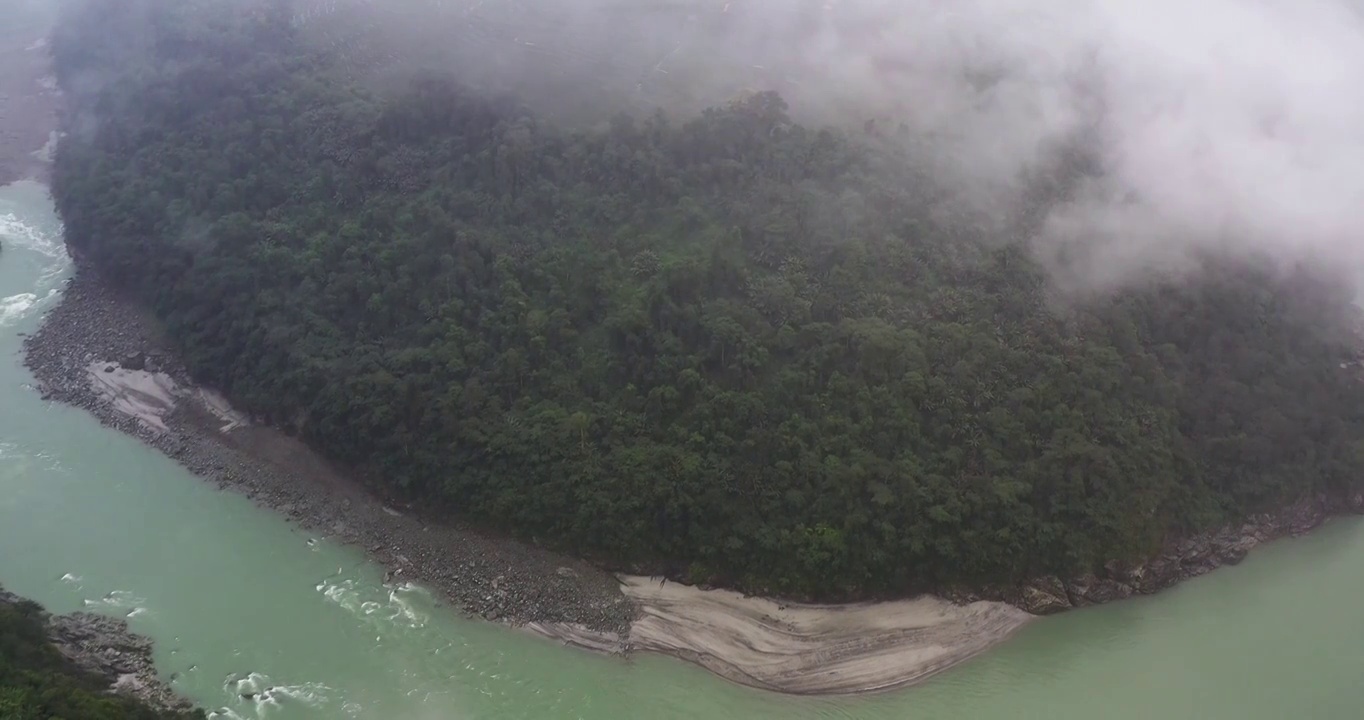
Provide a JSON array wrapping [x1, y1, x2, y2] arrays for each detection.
[[5, 181, 1364, 719]]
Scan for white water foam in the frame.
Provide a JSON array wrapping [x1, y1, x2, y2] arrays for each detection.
[[82, 589, 145, 610], [317, 576, 430, 632], [0, 208, 70, 325], [387, 583, 430, 628], [0, 292, 36, 326], [223, 671, 333, 716], [0, 210, 66, 261]]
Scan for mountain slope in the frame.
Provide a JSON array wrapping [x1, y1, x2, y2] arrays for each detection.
[[49, 0, 1364, 600]]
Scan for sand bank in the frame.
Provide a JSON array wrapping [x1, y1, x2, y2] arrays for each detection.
[[83, 353, 1034, 695], [85, 361, 180, 432], [537, 575, 1033, 695], [85, 360, 245, 434]]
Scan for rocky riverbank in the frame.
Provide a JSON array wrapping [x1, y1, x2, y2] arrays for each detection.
[[25, 269, 1364, 696], [954, 492, 1364, 615], [22, 271, 638, 638], [0, 586, 195, 713], [22, 269, 1045, 696]]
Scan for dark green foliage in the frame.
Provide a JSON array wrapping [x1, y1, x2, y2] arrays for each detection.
[[50, 0, 1364, 599], [0, 598, 201, 720]]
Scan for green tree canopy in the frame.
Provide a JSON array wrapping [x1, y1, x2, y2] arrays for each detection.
[[49, 0, 1364, 599]]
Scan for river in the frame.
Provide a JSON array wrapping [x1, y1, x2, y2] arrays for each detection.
[[3, 182, 1364, 718]]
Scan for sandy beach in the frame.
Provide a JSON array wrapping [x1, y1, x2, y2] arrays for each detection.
[[541, 576, 1033, 695]]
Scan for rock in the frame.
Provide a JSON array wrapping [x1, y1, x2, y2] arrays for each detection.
[[121, 351, 145, 371], [1175, 536, 1213, 563], [1171, 536, 1222, 577], [1216, 535, 1258, 565], [38, 608, 193, 712], [1102, 559, 1130, 581], [1288, 497, 1327, 535], [1134, 557, 1182, 593], [1018, 576, 1071, 615], [1084, 578, 1133, 604], [1062, 578, 1092, 607]]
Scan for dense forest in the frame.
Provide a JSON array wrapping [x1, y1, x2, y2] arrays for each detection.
[[0, 594, 200, 719], [47, 0, 1364, 599]]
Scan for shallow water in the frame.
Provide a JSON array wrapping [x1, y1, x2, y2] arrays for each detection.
[[4, 181, 1364, 719]]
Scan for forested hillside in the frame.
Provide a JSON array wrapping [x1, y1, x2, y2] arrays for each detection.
[[48, 0, 1364, 599]]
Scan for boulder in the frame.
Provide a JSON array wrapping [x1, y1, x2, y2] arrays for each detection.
[[1084, 578, 1133, 603], [1215, 535, 1258, 565], [121, 351, 145, 371], [1273, 496, 1327, 536], [1134, 557, 1182, 593], [1018, 576, 1071, 615], [1063, 574, 1134, 606], [1062, 578, 1091, 608], [1174, 536, 1220, 576], [1103, 559, 1146, 586]]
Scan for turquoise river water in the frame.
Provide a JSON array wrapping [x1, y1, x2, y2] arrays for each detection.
[[3, 181, 1364, 719]]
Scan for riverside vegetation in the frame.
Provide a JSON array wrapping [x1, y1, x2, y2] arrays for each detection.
[[48, 0, 1364, 603]]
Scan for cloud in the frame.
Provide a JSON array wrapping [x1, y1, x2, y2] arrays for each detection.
[[721, 0, 1364, 289], [301, 0, 1364, 289]]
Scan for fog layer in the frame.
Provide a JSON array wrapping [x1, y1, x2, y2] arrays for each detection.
[[317, 0, 1364, 288]]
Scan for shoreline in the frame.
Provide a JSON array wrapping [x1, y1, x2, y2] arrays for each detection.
[[0, 585, 196, 713], [24, 267, 1364, 697], [948, 490, 1364, 616], [20, 272, 639, 638], [19, 267, 1040, 696]]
